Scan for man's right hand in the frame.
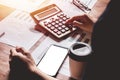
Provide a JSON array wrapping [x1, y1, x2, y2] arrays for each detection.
[[65, 14, 94, 33]]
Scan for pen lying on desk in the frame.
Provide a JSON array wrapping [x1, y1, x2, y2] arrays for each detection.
[[0, 32, 5, 38]]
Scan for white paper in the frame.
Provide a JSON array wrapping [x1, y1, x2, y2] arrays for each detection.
[[49, 0, 85, 17], [59, 56, 71, 76], [0, 10, 43, 50], [50, 0, 97, 15]]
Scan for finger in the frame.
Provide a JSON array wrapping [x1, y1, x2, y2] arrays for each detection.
[[77, 15, 89, 23], [65, 16, 82, 29], [16, 47, 30, 56], [73, 21, 90, 32], [9, 48, 19, 61], [9, 49, 13, 61], [10, 48, 18, 56], [10, 48, 27, 61], [73, 21, 92, 32], [66, 15, 87, 26], [16, 46, 24, 53], [16, 47, 33, 60], [73, 21, 84, 27], [16, 47, 35, 64], [66, 16, 82, 25], [69, 16, 82, 23]]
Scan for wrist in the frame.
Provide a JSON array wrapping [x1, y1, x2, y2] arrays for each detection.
[[31, 67, 58, 80], [30, 65, 38, 74]]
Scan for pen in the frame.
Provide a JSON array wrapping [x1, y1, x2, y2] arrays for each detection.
[[0, 32, 5, 38], [72, 0, 91, 13]]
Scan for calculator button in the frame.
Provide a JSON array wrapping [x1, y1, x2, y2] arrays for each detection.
[[55, 25, 59, 28], [59, 19, 63, 22], [50, 26, 55, 30], [51, 22, 56, 25], [65, 27, 69, 31], [58, 23, 62, 26], [63, 15, 67, 17], [61, 29, 66, 33], [57, 31, 62, 35], [57, 14, 61, 17], [63, 17, 67, 21], [55, 21, 59, 24], [58, 27, 62, 30], [47, 24, 52, 28], [60, 13, 64, 15], [61, 25, 66, 28], [66, 16, 70, 19], [62, 21, 66, 24], [53, 29, 58, 33], [60, 15, 63, 18]]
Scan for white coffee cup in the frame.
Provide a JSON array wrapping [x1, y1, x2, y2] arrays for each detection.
[[69, 42, 92, 80]]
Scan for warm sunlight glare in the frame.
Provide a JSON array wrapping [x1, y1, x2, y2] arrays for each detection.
[[0, 0, 45, 12]]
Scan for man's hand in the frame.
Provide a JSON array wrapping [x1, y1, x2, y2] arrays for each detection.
[[65, 14, 94, 33], [9, 47, 58, 80], [9, 47, 36, 72]]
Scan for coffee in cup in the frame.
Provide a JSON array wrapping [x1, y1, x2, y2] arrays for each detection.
[[68, 42, 92, 80]]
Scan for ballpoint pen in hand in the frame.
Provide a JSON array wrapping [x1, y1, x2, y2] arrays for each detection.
[[72, 0, 91, 12], [0, 32, 5, 38]]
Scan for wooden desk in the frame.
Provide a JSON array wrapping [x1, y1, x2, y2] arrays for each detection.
[[0, 42, 12, 80], [0, 0, 110, 80], [0, 4, 15, 21]]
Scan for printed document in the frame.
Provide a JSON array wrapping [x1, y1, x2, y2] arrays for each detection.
[[0, 10, 43, 50]]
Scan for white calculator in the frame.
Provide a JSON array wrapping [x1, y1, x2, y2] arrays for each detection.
[[30, 4, 76, 38]]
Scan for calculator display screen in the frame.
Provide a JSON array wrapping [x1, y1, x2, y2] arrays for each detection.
[[37, 8, 58, 19]]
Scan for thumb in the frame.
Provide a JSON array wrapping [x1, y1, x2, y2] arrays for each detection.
[[9, 48, 26, 61], [73, 20, 84, 28], [73, 21, 92, 32], [9, 48, 17, 61]]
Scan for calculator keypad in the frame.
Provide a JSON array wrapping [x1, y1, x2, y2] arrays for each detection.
[[39, 13, 76, 38]]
